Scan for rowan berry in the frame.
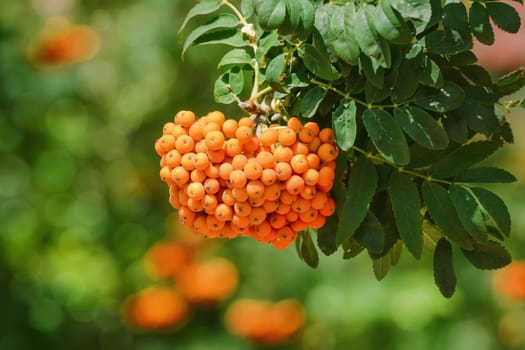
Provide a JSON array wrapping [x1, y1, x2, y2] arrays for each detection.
[[174, 110, 196, 128], [205, 130, 225, 151]]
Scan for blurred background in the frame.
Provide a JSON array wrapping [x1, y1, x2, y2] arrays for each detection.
[[1, 0, 525, 349]]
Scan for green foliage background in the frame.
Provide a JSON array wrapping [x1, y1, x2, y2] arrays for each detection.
[[1, 0, 525, 349]]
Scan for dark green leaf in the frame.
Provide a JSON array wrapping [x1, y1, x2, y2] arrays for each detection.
[[355, 6, 391, 70], [495, 67, 525, 97], [414, 81, 465, 113], [442, 113, 468, 144], [178, 0, 222, 38], [461, 241, 511, 270], [389, 172, 423, 259], [469, 2, 494, 45], [363, 109, 410, 165], [374, 0, 413, 44], [300, 86, 327, 119], [336, 157, 378, 245], [256, 0, 287, 30], [354, 212, 385, 254], [394, 106, 449, 150], [455, 167, 516, 184], [360, 56, 384, 89], [429, 140, 500, 178], [266, 53, 287, 91], [471, 187, 511, 237], [301, 228, 319, 268], [392, 50, 421, 102], [422, 181, 473, 249], [460, 65, 493, 87], [317, 213, 338, 255], [217, 49, 252, 70], [390, 0, 432, 33], [420, 56, 444, 88], [449, 50, 478, 66], [449, 185, 488, 242], [256, 32, 281, 60], [372, 253, 391, 281], [299, 44, 340, 81], [433, 238, 456, 298], [486, 2, 521, 34], [424, 29, 472, 55], [332, 100, 357, 151], [342, 239, 365, 259], [182, 14, 240, 56], [331, 4, 360, 64], [192, 29, 250, 48]]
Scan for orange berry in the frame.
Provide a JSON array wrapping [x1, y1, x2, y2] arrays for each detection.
[[303, 169, 319, 186], [204, 178, 220, 194], [290, 219, 308, 232], [287, 117, 303, 131], [300, 185, 317, 200], [243, 135, 260, 153], [299, 208, 318, 223], [275, 162, 292, 181], [205, 164, 220, 178], [171, 166, 190, 187], [269, 213, 287, 229], [291, 197, 310, 213], [206, 111, 225, 126], [202, 194, 218, 211], [274, 147, 294, 163], [244, 161, 263, 180], [219, 162, 233, 180], [187, 198, 204, 212], [222, 119, 238, 138], [163, 122, 176, 135], [205, 130, 225, 151], [174, 110, 196, 128], [256, 151, 275, 169], [248, 196, 265, 208], [232, 214, 250, 228], [276, 203, 291, 215], [246, 180, 265, 199], [206, 215, 225, 231], [236, 125, 253, 143], [222, 189, 236, 206], [280, 191, 297, 205], [292, 142, 309, 156], [169, 192, 180, 208], [311, 191, 328, 210], [304, 121, 320, 136], [253, 221, 272, 238], [319, 128, 335, 143], [261, 169, 277, 186], [229, 170, 247, 187], [232, 187, 249, 202], [171, 125, 188, 139], [249, 207, 267, 226], [310, 214, 326, 229], [188, 120, 205, 141], [263, 199, 279, 213], [225, 138, 242, 157], [231, 154, 248, 170], [157, 135, 176, 154], [208, 149, 226, 164], [180, 152, 196, 171], [308, 137, 321, 152], [177, 189, 189, 206], [178, 206, 196, 225], [260, 128, 278, 147], [187, 182, 205, 200], [272, 236, 294, 250], [290, 154, 308, 174], [203, 122, 221, 135], [318, 166, 335, 188], [193, 152, 210, 171], [318, 143, 337, 162], [190, 169, 206, 183], [192, 215, 208, 234], [165, 150, 182, 167], [319, 198, 336, 216], [264, 183, 281, 201], [298, 127, 315, 143], [306, 154, 320, 169], [286, 175, 305, 195], [238, 117, 254, 128], [194, 139, 208, 154], [160, 166, 172, 183], [175, 135, 195, 154], [215, 203, 234, 222], [278, 127, 297, 146], [286, 210, 299, 222]]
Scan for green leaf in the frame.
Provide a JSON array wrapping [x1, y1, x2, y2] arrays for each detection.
[[390, 0, 432, 33], [486, 2, 521, 34], [354, 6, 391, 70], [442, 113, 468, 144], [455, 167, 516, 184], [299, 44, 340, 81], [495, 67, 525, 97], [424, 29, 472, 55], [182, 14, 240, 56], [354, 212, 385, 254], [429, 140, 500, 178], [422, 182, 473, 249], [461, 241, 511, 270], [342, 238, 365, 259], [178, 0, 222, 38], [217, 49, 252, 70], [469, 2, 494, 45], [214, 67, 244, 104], [392, 51, 421, 102], [394, 106, 449, 150], [374, 0, 413, 44], [433, 238, 456, 298], [372, 253, 391, 281], [336, 157, 378, 245], [297, 0, 315, 40], [266, 53, 287, 91], [317, 213, 338, 255], [332, 100, 357, 151], [241, 0, 255, 19], [390, 240, 403, 266], [301, 228, 319, 268], [192, 29, 250, 48], [414, 81, 465, 113], [360, 56, 384, 89], [363, 109, 410, 166], [449, 185, 488, 242], [420, 56, 444, 88], [300, 86, 327, 119], [256, 0, 287, 30], [471, 187, 511, 237], [460, 65, 493, 87], [331, 4, 360, 64], [389, 172, 423, 259]]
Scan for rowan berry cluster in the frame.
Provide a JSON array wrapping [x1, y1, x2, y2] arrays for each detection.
[[155, 110, 337, 249]]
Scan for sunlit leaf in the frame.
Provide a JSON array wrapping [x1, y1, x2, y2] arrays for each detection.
[[179, 0, 222, 38], [414, 81, 465, 113], [300, 86, 327, 119], [217, 49, 252, 70], [182, 14, 241, 56], [449, 185, 488, 242], [332, 100, 357, 151], [394, 106, 449, 150]]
